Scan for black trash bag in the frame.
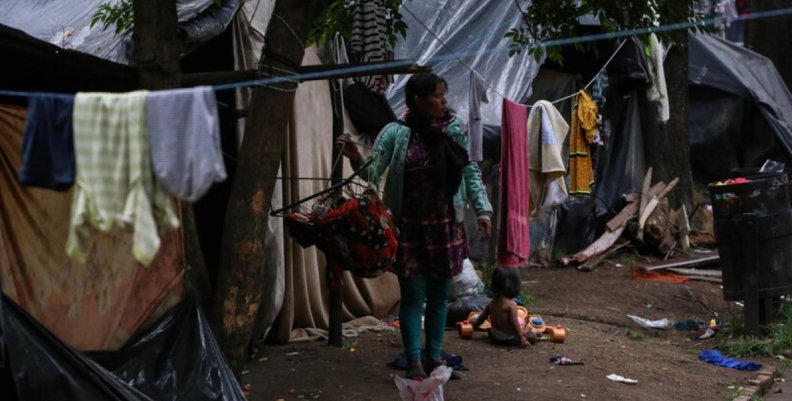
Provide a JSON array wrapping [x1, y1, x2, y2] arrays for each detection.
[[1, 294, 153, 401], [1, 294, 245, 401], [446, 293, 491, 328], [86, 298, 245, 401]]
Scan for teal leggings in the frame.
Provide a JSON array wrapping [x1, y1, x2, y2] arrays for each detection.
[[399, 275, 452, 363]]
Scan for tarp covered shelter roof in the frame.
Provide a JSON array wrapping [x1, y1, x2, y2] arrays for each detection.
[[689, 32, 792, 156], [0, 0, 238, 65], [386, 1, 543, 125], [0, 24, 137, 94]]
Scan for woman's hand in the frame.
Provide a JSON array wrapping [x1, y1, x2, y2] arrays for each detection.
[[477, 217, 492, 240], [335, 133, 363, 162]]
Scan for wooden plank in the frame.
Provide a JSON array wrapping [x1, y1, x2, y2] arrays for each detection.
[[642, 251, 720, 271], [579, 241, 630, 272], [639, 167, 653, 219], [606, 201, 639, 232], [665, 267, 722, 277], [638, 178, 679, 240], [574, 225, 626, 263]]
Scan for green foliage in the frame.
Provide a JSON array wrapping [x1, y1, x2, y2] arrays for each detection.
[[91, 0, 134, 35], [508, 0, 708, 64], [626, 329, 644, 340], [480, 261, 496, 292], [90, 0, 226, 37], [308, 0, 408, 47], [719, 299, 792, 359]]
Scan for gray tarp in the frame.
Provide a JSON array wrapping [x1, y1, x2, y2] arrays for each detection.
[[0, 0, 238, 65], [387, 0, 543, 125], [689, 32, 792, 156]]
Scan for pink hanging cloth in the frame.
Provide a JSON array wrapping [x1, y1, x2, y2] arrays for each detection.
[[497, 98, 530, 268]]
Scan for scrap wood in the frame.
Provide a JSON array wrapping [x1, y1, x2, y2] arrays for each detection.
[[641, 251, 720, 271], [690, 232, 716, 247], [574, 225, 626, 263], [665, 267, 722, 277], [638, 177, 679, 240], [579, 241, 631, 272], [606, 201, 639, 232], [639, 167, 653, 219]]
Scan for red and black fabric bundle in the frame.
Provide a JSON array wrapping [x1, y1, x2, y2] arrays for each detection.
[[286, 190, 398, 288]]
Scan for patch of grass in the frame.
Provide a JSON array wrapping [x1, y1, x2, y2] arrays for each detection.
[[719, 298, 792, 360], [480, 261, 496, 292], [519, 291, 537, 310], [626, 330, 644, 341], [724, 386, 743, 401]]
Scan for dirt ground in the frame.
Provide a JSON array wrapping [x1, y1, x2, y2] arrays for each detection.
[[243, 261, 775, 401]]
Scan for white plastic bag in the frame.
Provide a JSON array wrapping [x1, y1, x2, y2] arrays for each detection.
[[450, 259, 484, 301], [394, 365, 452, 401]]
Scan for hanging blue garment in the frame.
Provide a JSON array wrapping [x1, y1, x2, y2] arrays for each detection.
[[698, 349, 762, 371], [19, 93, 76, 191]]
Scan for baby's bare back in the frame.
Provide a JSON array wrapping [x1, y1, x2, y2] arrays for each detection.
[[488, 297, 519, 336]]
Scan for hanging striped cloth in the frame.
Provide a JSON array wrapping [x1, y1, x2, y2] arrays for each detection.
[[348, 0, 394, 94]]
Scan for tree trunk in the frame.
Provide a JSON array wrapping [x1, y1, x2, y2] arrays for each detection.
[[132, 0, 181, 88], [643, 37, 694, 210], [747, 0, 792, 90], [208, 0, 328, 373], [132, 0, 212, 304]]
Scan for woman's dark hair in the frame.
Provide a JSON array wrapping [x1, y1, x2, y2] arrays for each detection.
[[490, 267, 521, 299], [405, 73, 447, 111]]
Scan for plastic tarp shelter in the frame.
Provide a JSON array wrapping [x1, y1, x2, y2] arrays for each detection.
[[688, 32, 792, 178], [0, 0, 239, 65], [1, 294, 245, 401], [386, 1, 543, 125]]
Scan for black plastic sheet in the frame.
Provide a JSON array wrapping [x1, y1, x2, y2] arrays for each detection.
[[1, 295, 244, 401]]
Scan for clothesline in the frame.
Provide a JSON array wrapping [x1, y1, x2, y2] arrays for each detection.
[[2, 6, 792, 100]]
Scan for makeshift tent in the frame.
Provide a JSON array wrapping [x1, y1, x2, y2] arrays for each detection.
[[1, 294, 244, 401], [0, 21, 246, 401], [0, 0, 239, 65], [231, 1, 401, 344], [688, 32, 792, 180], [387, 0, 543, 125], [0, 27, 185, 351]]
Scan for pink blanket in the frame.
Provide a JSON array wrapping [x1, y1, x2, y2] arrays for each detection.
[[497, 99, 530, 268]]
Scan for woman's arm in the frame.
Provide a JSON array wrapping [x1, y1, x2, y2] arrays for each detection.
[[339, 124, 399, 183]]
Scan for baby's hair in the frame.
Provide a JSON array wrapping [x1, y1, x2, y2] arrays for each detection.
[[490, 267, 521, 299]]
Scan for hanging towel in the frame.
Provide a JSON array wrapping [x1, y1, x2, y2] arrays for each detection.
[[698, 349, 762, 371], [527, 100, 569, 216], [569, 90, 598, 195], [468, 72, 489, 162], [497, 98, 530, 268], [146, 86, 226, 202], [348, 0, 394, 94], [19, 93, 76, 190], [68, 91, 180, 266], [646, 33, 670, 122]]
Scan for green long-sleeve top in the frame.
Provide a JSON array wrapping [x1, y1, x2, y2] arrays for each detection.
[[359, 116, 493, 224]]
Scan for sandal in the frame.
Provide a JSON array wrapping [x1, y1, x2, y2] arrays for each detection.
[[405, 362, 427, 380], [423, 358, 461, 380]]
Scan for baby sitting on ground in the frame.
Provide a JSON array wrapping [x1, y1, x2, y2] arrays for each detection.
[[472, 268, 537, 347]]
